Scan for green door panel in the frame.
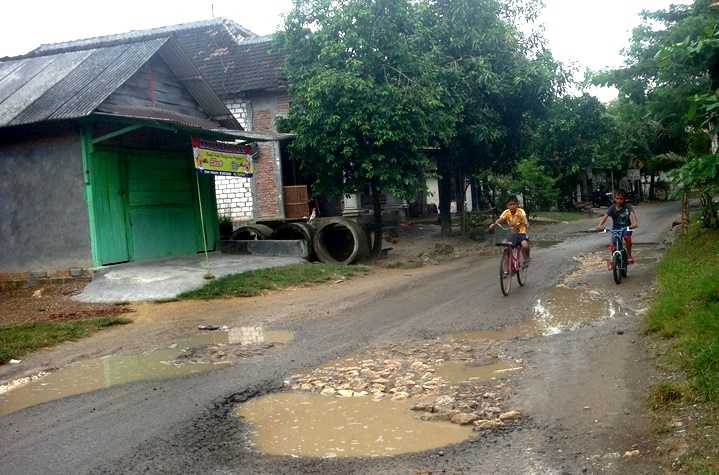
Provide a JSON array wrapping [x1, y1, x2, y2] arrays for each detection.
[[91, 150, 129, 265], [125, 151, 197, 261], [128, 205, 198, 260]]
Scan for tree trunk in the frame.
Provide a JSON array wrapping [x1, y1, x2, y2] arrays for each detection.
[[371, 187, 383, 257], [438, 156, 452, 236], [455, 169, 466, 235], [470, 176, 479, 212], [649, 172, 656, 201], [682, 192, 689, 234]]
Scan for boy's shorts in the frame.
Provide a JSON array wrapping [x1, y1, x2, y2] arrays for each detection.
[[512, 233, 529, 246], [609, 230, 632, 251]]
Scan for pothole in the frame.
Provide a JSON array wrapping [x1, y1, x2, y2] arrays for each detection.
[[533, 240, 562, 249], [0, 326, 293, 416], [0, 348, 216, 416], [435, 361, 522, 385], [533, 286, 617, 335], [453, 321, 539, 341], [179, 327, 294, 347], [235, 392, 474, 458]]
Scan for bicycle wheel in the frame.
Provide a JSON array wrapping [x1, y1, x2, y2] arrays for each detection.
[[517, 249, 528, 287], [613, 253, 623, 284], [499, 247, 512, 296], [621, 251, 628, 277]]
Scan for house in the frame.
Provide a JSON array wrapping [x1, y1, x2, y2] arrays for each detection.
[[31, 19, 295, 223], [0, 35, 268, 281]]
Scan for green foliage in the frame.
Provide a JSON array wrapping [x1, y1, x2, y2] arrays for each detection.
[[647, 223, 719, 401], [597, 1, 719, 195], [0, 317, 130, 364], [527, 94, 616, 197], [179, 263, 370, 299], [279, 0, 455, 200], [669, 154, 719, 227], [515, 157, 558, 212]]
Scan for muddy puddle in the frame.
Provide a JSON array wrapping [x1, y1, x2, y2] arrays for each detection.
[[235, 392, 473, 458], [435, 361, 521, 384], [532, 240, 562, 249], [454, 320, 539, 341], [179, 327, 294, 347], [533, 286, 617, 335], [0, 326, 293, 416], [0, 348, 216, 415]]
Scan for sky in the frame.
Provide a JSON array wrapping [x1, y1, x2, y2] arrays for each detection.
[[0, 0, 688, 101]]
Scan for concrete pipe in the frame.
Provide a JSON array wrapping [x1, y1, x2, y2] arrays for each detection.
[[313, 218, 370, 265], [273, 222, 317, 261], [231, 224, 274, 241]]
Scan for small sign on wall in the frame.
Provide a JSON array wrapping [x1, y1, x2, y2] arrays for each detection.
[[192, 137, 255, 177]]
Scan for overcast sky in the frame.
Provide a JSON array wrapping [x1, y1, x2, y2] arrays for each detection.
[[0, 0, 687, 101]]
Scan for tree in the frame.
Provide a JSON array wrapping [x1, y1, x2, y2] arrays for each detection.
[[419, 0, 560, 233], [279, 0, 457, 254], [515, 157, 559, 213], [525, 93, 617, 205], [595, 0, 719, 209]]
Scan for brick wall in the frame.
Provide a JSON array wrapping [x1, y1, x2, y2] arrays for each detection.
[[215, 175, 254, 221], [254, 142, 281, 217]]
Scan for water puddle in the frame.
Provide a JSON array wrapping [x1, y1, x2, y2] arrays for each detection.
[[0, 326, 293, 416], [454, 320, 539, 341], [179, 327, 294, 347], [235, 392, 473, 458], [533, 240, 562, 249], [435, 361, 521, 384], [533, 286, 616, 335], [0, 348, 215, 416]]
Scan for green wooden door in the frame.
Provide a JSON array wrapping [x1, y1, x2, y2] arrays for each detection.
[[125, 151, 198, 261], [92, 150, 130, 265]]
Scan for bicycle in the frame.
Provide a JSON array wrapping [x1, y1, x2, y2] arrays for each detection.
[[492, 223, 528, 296], [602, 226, 632, 285]]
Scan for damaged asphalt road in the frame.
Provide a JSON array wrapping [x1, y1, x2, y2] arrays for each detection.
[[0, 203, 678, 474]]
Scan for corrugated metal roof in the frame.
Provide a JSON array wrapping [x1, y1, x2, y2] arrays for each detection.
[[0, 36, 240, 130], [30, 18, 256, 57], [20, 19, 285, 97], [0, 38, 167, 127]]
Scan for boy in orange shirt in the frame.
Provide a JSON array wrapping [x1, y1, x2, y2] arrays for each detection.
[[489, 196, 530, 260]]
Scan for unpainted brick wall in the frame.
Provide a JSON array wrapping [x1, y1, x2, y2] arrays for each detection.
[[254, 142, 280, 217], [215, 175, 254, 221]]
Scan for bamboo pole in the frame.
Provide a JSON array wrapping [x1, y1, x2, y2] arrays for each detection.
[[195, 171, 215, 280]]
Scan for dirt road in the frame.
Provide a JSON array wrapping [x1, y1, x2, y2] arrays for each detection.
[[0, 202, 679, 474]]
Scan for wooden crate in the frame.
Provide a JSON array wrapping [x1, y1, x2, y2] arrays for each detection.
[[283, 185, 310, 219]]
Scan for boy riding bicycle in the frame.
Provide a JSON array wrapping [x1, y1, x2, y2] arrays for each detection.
[[596, 190, 638, 266], [489, 196, 530, 260]]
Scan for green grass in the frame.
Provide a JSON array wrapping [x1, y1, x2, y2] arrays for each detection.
[[0, 317, 131, 365], [529, 211, 589, 222], [179, 263, 371, 300], [647, 224, 719, 402]]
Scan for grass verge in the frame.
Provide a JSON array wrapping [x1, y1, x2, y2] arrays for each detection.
[[179, 263, 371, 300], [647, 224, 719, 401], [645, 223, 719, 473], [0, 317, 131, 365]]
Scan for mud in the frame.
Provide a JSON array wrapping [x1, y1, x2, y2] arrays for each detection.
[[235, 392, 474, 458], [453, 321, 539, 341], [0, 326, 293, 416], [179, 327, 294, 347], [0, 348, 217, 416], [434, 361, 521, 385], [533, 286, 618, 334]]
